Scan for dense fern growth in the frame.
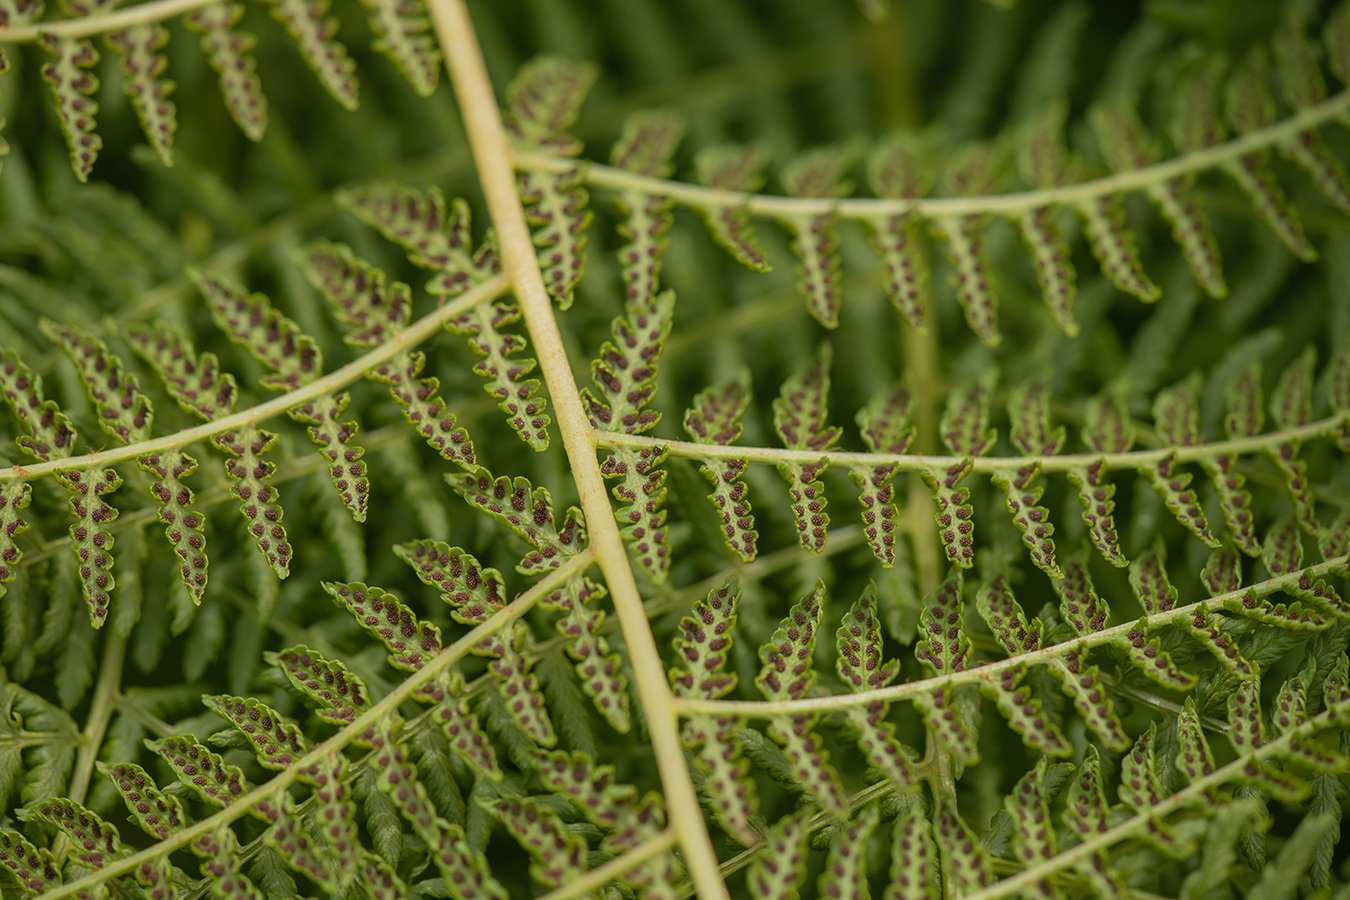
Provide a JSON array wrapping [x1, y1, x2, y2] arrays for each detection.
[[4, 0, 1350, 898]]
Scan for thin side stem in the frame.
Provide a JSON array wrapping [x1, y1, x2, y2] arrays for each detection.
[[0, 274, 508, 483], [35, 550, 592, 900], [0, 0, 214, 40], [534, 829, 679, 900], [513, 86, 1350, 219], [426, 3, 729, 898], [672, 554, 1348, 717], [593, 415, 1343, 476], [964, 698, 1350, 900]]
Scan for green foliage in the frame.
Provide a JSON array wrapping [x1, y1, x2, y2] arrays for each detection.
[[3, 1, 1350, 899]]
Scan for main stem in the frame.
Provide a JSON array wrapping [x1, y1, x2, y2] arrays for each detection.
[[427, 4, 729, 899]]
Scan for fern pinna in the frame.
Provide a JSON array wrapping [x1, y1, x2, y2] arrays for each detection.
[[3, 1, 1350, 899]]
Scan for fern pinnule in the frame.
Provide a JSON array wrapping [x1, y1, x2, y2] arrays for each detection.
[[774, 344, 840, 555], [183, 1, 267, 141], [260, 0, 359, 110], [695, 143, 772, 273], [1015, 102, 1079, 336], [933, 143, 1003, 346], [359, 0, 440, 96], [850, 383, 913, 566], [611, 108, 685, 306], [39, 33, 100, 181], [868, 131, 935, 331], [779, 143, 857, 329], [834, 585, 916, 790], [685, 373, 758, 563], [506, 56, 596, 308], [1066, 389, 1132, 566], [755, 581, 847, 815], [1268, 347, 1320, 533]]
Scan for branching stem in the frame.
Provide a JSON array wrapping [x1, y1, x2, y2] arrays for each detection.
[[513, 87, 1350, 219], [534, 829, 679, 900], [35, 550, 592, 900], [964, 697, 1350, 900], [0, 0, 214, 41], [595, 415, 1343, 475], [426, 2, 729, 897], [0, 274, 508, 483], [673, 554, 1348, 716]]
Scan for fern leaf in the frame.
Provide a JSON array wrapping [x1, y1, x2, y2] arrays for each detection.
[[338, 184, 497, 294], [1328, 339, 1350, 450], [695, 144, 771, 271], [518, 168, 591, 309], [780, 144, 855, 328], [324, 581, 442, 672], [0, 481, 30, 601], [483, 796, 587, 888], [18, 798, 125, 874], [447, 468, 586, 572], [0, 830, 60, 896], [868, 132, 935, 330], [395, 539, 507, 618], [274, 644, 374, 732], [584, 286, 673, 434], [1064, 746, 1129, 897], [371, 724, 506, 900], [1119, 725, 1192, 855], [935, 143, 1003, 344], [774, 344, 840, 554], [61, 466, 121, 627], [300, 241, 411, 346], [101, 762, 185, 845], [121, 322, 239, 420], [685, 374, 757, 561], [1096, 102, 1227, 296], [1075, 193, 1159, 301], [884, 797, 938, 900], [194, 269, 319, 389], [850, 384, 913, 565], [105, 24, 175, 166], [818, 805, 878, 900], [183, 2, 266, 141], [1268, 347, 1319, 533], [1007, 760, 1063, 900], [612, 109, 684, 305], [934, 795, 989, 895], [194, 826, 264, 900], [43, 320, 152, 444], [670, 577, 758, 844], [150, 735, 248, 806], [747, 809, 810, 900], [836, 586, 915, 790], [214, 425, 292, 577], [504, 55, 595, 153], [307, 754, 367, 892], [756, 582, 847, 814], [541, 577, 631, 733], [195, 269, 369, 519], [207, 694, 311, 769], [137, 449, 208, 602], [915, 568, 970, 675], [39, 34, 100, 181], [260, 0, 359, 110], [1017, 103, 1079, 333], [360, 0, 439, 95], [449, 299, 553, 447], [395, 540, 552, 743]]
